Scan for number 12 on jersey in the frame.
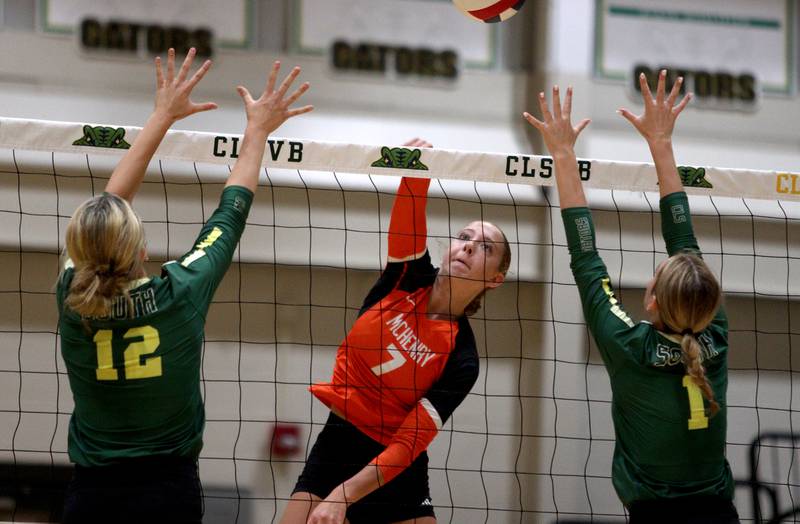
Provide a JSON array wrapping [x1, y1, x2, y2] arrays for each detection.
[[93, 326, 162, 381]]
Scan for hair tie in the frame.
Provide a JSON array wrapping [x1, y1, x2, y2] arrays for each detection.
[[681, 328, 694, 336], [94, 260, 117, 277]]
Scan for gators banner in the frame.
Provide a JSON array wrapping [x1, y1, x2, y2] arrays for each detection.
[[0, 116, 798, 202]]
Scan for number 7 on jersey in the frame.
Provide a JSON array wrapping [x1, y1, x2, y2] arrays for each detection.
[[371, 343, 408, 376]]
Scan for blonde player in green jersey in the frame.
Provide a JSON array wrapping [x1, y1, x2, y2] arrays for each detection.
[[57, 50, 312, 524], [523, 71, 739, 523]]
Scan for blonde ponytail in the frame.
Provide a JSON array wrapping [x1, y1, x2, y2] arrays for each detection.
[[654, 253, 722, 417], [63, 193, 146, 318]]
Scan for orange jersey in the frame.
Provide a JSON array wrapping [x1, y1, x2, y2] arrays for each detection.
[[310, 253, 479, 481], [312, 257, 458, 444], [311, 176, 479, 483]]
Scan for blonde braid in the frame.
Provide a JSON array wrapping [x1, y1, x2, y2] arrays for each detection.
[[654, 253, 722, 417], [681, 333, 720, 417]]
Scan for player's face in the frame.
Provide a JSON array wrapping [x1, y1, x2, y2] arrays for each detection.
[[441, 221, 506, 289]]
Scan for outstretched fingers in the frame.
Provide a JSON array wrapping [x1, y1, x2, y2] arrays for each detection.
[[176, 47, 197, 84], [277, 66, 302, 99], [673, 92, 693, 116], [265, 60, 280, 95], [563, 86, 574, 117], [166, 48, 176, 84], [552, 86, 562, 120], [574, 118, 591, 135], [655, 69, 667, 105], [285, 81, 311, 107], [154, 56, 164, 88], [666, 75, 684, 107], [402, 138, 432, 148], [189, 101, 218, 115], [537, 91, 552, 122], [236, 85, 255, 105], [186, 59, 212, 90], [617, 107, 639, 127], [639, 72, 654, 104], [287, 105, 314, 118], [522, 111, 544, 131]]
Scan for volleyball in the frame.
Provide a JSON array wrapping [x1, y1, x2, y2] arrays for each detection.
[[452, 0, 527, 23]]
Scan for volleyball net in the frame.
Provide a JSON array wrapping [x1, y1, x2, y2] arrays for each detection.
[[0, 117, 799, 523]]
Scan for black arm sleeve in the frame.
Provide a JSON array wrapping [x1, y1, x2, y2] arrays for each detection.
[[359, 251, 437, 316], [424, 318, 480, 424]]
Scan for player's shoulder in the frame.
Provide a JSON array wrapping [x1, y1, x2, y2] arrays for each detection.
[[456, 316, 476, 340], [157, 260, 197, 297], [451, 319, 479, 362], [607, 321, 668, 369], [56, 259, 76, 306]]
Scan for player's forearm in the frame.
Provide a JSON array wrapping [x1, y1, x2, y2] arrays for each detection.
[[648, 139, 683, 198], [105, 111, 174, 202], [552, 149, 588, 209], [659, 191, 700, 256], [225, 124, 269, 193], [328, 463, 383, 507], [388, 176, 430, 260]]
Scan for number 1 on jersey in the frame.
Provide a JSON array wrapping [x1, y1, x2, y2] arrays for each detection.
[[93, 330, 118, 380], [682, 375, 709, 430]]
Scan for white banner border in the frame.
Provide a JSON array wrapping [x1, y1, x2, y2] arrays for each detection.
[[1, 116, 799, 202]]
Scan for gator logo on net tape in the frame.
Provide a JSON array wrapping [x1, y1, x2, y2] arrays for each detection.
[[73, 125, 131, 149], [371, 147, 429, 170]]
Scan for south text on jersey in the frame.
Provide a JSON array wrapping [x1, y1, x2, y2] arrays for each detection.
[[106, 287, 158, 320]]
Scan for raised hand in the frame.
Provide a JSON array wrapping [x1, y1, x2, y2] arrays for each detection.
[[223, 62, 313, 192], [403, 138, 432, 148], [523, 86, 590, 157], [153, 47, 217, 123], [105, 48, 217, 201], [236, 61, 313, 136], [618, 70, 692, 144]]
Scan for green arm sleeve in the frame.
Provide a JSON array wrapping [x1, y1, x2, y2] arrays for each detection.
[[166, 185, 254, 311], [659, 191, 727, 326], [561, 208, 636, 373], [659, 191, 700, 256]]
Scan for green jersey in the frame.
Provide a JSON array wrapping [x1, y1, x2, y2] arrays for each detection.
[[57, 186, 253, 467], [561, 191, 733, 506]]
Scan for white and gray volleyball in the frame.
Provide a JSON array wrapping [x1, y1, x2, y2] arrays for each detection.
[[452, 0, 527, 23]]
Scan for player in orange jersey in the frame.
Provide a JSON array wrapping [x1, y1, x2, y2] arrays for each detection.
[[281, 140, 511, 524]]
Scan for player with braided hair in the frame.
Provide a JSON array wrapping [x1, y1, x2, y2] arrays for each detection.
[[523, 71, 739, 523]]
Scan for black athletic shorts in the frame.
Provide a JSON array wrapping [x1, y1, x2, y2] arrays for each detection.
[[293, 412, 435, 523], [62, 455, 202, 524], [628, 495, 740, 524]]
